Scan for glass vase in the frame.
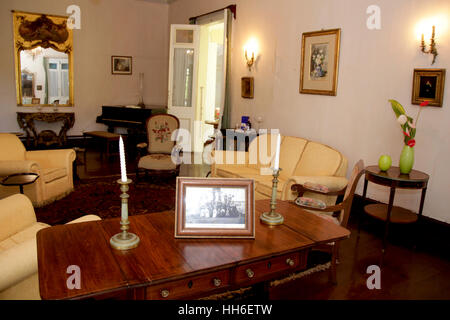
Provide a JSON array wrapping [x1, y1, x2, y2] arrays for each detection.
[[399, 145, 414, 174]]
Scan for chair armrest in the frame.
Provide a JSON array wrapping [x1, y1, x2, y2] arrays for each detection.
[[0, 194, 37, 242], [26, 149, 76, 169], [288, 176, 348, 195], [0, 160, 40, 176], [0, 239, 38, 292], [65, 215, 101, 224]]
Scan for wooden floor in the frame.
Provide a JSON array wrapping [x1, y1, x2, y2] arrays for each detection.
[[76, 150, 450, 300]]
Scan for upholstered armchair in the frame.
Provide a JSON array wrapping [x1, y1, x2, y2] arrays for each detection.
[[292, 160, 365, 283], [0, 193, 101, 299], [136, 114, 181, 180], [0, 133, 76, 207]]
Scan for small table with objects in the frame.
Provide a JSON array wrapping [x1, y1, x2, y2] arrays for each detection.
[[359, 165, 429, 253], [0, 173, 40, 194]]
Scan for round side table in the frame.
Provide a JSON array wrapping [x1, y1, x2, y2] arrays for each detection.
[[1, 173, 40, 194], [358, 166, 429, 253]]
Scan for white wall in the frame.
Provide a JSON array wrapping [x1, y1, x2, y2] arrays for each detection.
[[0, 0, 169, 134], [169, 0, 450, 223]]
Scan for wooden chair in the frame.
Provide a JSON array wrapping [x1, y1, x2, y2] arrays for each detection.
[[136, 114, 181, 181], [291, 159, 365, 284]]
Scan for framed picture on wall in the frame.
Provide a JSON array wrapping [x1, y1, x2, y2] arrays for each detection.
[[412, 68, 445, 107], [111, 56, 132, 75], [241, 77, 254, 99], [175, 177, 255, 239], [299, 28, 341, 96]]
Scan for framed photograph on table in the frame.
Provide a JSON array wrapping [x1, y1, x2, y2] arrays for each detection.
[[175, 177, 255, 239], [111, 56, 132, 75], [299, 28, 341, 96], [412, 68, 445, 107]]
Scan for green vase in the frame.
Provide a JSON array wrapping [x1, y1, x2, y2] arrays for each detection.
[[399, 145, 414, 174]]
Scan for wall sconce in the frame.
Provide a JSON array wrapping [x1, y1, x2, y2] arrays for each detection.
[[420, 25, 438, 64], [244, 38, 258, 71], [245, 50, 255, 70]]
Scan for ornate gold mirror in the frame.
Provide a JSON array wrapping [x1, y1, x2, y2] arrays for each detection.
[[12, 11, 74, 107]]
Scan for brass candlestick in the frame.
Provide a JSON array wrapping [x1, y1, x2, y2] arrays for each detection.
[[260, 168, 284, 225], [110, 179, 140, 250]]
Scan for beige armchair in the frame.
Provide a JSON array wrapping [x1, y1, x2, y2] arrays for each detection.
[[0, 193, 101, 299], [136, 114, 181, 180], [0, 133, 75, 207]]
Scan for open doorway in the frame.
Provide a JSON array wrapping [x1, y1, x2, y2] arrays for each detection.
[[196, 19, 225, 153], [168, 9, 229, 154]]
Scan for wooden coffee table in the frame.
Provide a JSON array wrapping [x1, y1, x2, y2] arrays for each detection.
[[1, 172, 39, 194], [37, 200, 350, 300]]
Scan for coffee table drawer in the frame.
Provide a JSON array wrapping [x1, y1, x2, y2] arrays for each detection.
[[234, 251, 307, 285], [146, 270, 230, 300]]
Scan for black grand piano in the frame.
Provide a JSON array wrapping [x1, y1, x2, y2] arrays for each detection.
[[96, 105, 167, 152], [96, 105, 167, 133]]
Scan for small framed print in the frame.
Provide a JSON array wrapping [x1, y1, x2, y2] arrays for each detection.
[[299, 28, 341, 96], [175, 177, 255, 239], [412, 68, 445, 107], [111, 56, 132, 75], [241, 77, 254, 99]]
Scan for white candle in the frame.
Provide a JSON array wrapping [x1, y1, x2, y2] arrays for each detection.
[[119, 136, 127, 182], [273, 133, 281, 171]]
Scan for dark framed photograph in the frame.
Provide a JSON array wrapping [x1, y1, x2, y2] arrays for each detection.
[[412, 68, 445, 107], [111, 56, 132, 75], [175, 177, 255, 239], [241, 77, 254, 99], [299, 28, 341, 96]]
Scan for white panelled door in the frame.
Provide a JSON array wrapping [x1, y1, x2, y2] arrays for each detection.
[[168, 24, 200, 152]]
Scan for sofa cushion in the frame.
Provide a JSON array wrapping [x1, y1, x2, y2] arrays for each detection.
[[293, 142, 343, 176], [279, 136, 308, 179], [42, 167, 67, 183]]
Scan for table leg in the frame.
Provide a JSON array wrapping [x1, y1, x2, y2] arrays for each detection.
[[19, 185, 24, 194], [382, 186, 396, 254], [358, 177, 369, 236], [414, 187, 427, 250]]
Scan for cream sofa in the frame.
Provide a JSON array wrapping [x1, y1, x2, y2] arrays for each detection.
[[0, 133, 75, 207], [0, 194, 101, 300], [211, 134, 348, 206]]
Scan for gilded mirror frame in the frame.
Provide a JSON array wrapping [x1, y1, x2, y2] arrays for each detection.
[[12, 11, 74, 107]]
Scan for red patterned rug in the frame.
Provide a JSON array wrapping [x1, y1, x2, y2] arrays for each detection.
[[35, 176, 176, 225]]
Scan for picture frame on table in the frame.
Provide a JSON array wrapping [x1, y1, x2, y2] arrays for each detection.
[[175, 177, 255, 239], [241, 77, 254, 99], [111, 56, 132, 75], [412, 68, 445, 107], [299, 28, 341, 96]]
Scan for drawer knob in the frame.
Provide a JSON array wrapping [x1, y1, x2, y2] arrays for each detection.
[[160, 289, 170, 298], [286, 258, 295, 267], [246, 268, 255, 278], [213, 278, 222, 287]]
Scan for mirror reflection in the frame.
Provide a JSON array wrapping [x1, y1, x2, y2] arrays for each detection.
[[20, 47, 69, 105]]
